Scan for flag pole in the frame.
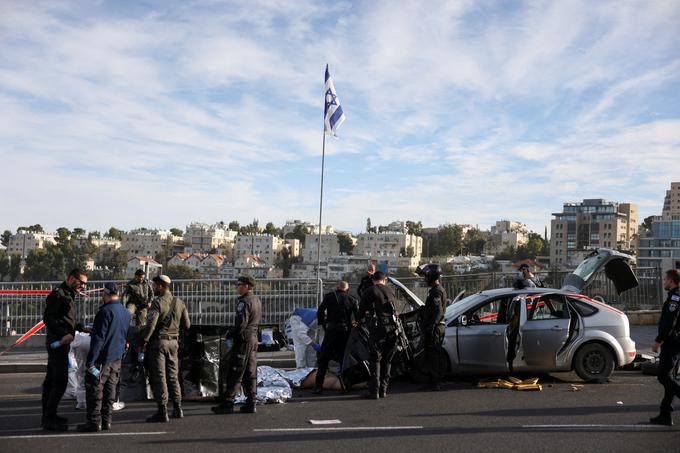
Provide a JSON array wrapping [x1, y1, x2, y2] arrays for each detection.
[[316, 106, 327, 306]]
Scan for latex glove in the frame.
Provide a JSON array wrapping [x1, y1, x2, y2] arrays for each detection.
[[137, 351, 145, 363], [49, 340, 63, 349], [88, 366, 100, 378], [312, 343, 321, 352], [225, 339, 234, 350]]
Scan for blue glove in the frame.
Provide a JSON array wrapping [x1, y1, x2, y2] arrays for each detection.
[[138, 351, 145, 363], [312, 343, 321, 352], [225, 339, 234, 350], [88, 366, 100, 378], [50, 340, 62, 349]]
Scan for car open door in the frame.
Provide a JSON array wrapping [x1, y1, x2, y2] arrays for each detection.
[[561, 248, 638, 295], [457, 297, 510, 373], [520, 294, 572, 368]]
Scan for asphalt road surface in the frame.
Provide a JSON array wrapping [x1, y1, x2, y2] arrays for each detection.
[[0, 369, 677, 453]]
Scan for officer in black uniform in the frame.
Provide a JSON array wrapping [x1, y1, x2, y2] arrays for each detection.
[[357, 263, 376, 299], [41, 268, 88, 431], [650, 269, 680, 426], [313, 281, 359, 394], [416, 264, 447, 391], [212, 276, 262, 415], [359, 271, 398, 399]]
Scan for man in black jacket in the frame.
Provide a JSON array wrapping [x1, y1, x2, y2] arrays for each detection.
[[212, 276, 262, 415], [416, 264, 447, 391], [41, 268, 88, 431], [650, 269, 680, 426], [357, 264, 376, 298], [314, 281, 358, 394], [359, 271, 398, 399]]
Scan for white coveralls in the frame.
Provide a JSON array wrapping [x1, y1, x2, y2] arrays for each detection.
[[288, 308, 321, 369], [65, 331, 90, 408]]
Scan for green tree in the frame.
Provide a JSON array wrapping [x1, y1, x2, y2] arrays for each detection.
[[166, 265, 201, 280], [264, 222, 280, 236], [366, 218, 377, 233], [155, 237, 176, 266], [284, 224, 309, 243], [435, 224, 464, 256], [72, 227, 86, 238], [1, 230, 11, 247], [406, 220, 423, 236], [107, 227, 123, 240], [17, 224, 44, 234], [9, 254, 22, 281], [55, 227, 71, 245], [228, 221, 240, 231], [88, 231, 101, 240], [0, 251, 9, 281], [337, 233, 354, 254], [641, 215, 655, 231], [463, 228, 486, 255], [170, 228, 183, 237]]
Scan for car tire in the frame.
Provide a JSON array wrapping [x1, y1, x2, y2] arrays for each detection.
[[573, 343, 615, 383]]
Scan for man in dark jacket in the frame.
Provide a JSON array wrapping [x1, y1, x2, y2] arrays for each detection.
[[357, 264, 376, 299], [77, 283, 131, 432], [212, 276, 262, 414], [41, 268, 88, 431], [359, 271, 398, 399], [416, 264, 447, 391], [650, 269, 680, 426], [313, 281, 359, 394]]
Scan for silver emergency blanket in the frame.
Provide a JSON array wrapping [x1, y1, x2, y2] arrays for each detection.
[[234, 366, 313, 405]]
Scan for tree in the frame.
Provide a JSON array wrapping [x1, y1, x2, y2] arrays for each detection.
[[406, 220, 423, 236], [107, 227, 123, 240], [366, 218, 377, 233], [55, 227, 71, 245], [9, 254, 22, 281], [463, 228, 486, 255], [641, 215, 655, 231], [88, 231, 101, 240], [1, 230, 11, 247], [264, 222, 280, 236], [165, 265, 201, 280], [239, 219, 260, 235], [337, 233, 354, 254], [72, 227, 86, 238], [228, 221, 240, 231], [0, 251, 9, 281], [155, 237, 176, 267], [284, 224, 309, 243], [17, 224, 44, 234], [170, 228, 183, 237]]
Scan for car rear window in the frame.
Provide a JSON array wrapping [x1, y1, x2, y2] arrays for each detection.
[[570, 298, 599, 317]]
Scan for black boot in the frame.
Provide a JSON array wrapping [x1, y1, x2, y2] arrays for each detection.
[[649, 413, 673, 426], [77, 422, 101, 432], [240, 399, 256, 413], [101, 420, 112, 431], [312, 386, 323, 395], [172, 402, 184, 419], [379, 387, 387, 399], [361, 391, 379, 399], [146, 405, 169, 423], [211, 401, 235, 414]]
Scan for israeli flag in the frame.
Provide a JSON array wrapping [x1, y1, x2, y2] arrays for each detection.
[[324, 64, 345, 137]]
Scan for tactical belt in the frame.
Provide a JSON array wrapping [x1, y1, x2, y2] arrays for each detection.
[[159, 335, 178, 340]]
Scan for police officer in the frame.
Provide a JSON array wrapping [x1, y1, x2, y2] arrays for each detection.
[[41, 268, 88, 431], [357, 263, 376, 299], [650, 269, 680, 426], [77, 283, 131, 432], [141, 275, 191, 423], [212, 276, 262, 414], [123, 269, 153, 327], [359, 271, 398, 399], [513, 263, 543, 290], [313, 281, 359, 394], [416, 264, 447, 391]]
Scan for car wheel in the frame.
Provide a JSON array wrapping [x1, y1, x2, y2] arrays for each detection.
[[574, 343, 615, 383]]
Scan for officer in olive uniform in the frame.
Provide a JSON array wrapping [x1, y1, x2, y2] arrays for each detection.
[[41, 268, 88, 431], [359, 271, 398, 399], [212, 276, 262, 415], [123, 269, 153, 327], [313, 281, 359, 394], [416, 264, 447, 391], [650, 269, 680, 426], [142, 275, 191, 423]]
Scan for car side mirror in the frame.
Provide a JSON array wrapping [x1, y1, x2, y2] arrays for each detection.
[[460, 315, 468, 326]]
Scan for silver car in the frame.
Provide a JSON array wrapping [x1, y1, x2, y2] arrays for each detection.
[[388, 248, 638, 382]]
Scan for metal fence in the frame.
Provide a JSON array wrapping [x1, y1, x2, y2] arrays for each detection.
[[0, 268, 665, 337]]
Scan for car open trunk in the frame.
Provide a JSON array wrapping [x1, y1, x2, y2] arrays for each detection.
[[561, 248, 639, 295]]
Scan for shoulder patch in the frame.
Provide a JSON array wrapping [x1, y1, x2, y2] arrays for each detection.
[[236, 302, 245, 313], [669, 303, 678, 312], [671, 294, 680, 302]]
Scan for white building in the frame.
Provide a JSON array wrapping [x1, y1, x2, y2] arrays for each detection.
[[121, 229, 181, 260], [326, 255, 371, 280], [7, 231, 57, 258], [282, 220, 334, 237], [355, 233, 423, 260], [183, 222, 237, 254], [168, 252, 226, 279], [283, 238, 301, 257], [484, 220, 529, 255], [75, 237, 121, 262], [234, 254, 280, 279], [234, 235, 283, 266], [301, 234, 340, 263], [125, 256, 162, 279]]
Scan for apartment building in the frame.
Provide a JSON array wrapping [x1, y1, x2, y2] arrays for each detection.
[[301, 234, 340, 263], [234, 234, 283, 266], [639, 182, 680, 270], [484, 220, 529, 255], [183, 222, 237, 254], [355, 233, 423, 259], [6, 231, 57, 258], [121, 229, 181, 260]]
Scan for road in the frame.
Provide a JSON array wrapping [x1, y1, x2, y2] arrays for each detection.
[[0, 368, 677, 453]]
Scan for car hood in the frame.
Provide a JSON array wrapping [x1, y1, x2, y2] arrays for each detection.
[[561, 248, 638, 295]]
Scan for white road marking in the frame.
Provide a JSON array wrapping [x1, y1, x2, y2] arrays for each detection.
[[0, 431, 170, 439], [254, 426, 424, 432], [523, 424, 670, 430]]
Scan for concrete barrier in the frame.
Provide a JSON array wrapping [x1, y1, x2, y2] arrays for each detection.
[[626, 310, 661, 326]]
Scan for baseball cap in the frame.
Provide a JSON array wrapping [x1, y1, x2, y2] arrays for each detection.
[[103, 282, 118, 295]]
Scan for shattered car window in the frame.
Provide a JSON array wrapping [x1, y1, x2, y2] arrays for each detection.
[[387, 281, 418, 314], [570, 253, 607, 283]]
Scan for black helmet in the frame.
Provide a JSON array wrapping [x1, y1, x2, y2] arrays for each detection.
[[415, 263, 443, 282]]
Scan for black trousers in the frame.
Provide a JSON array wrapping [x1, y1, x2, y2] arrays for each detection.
[[42, 345, 69, 418], [85, 360, 122, 425], [224, 338, 258, 404], [424, 325, 445, 384], [658, 343, 680, 413], [368, 329, 397, 395], [315, 328, 350, 388]]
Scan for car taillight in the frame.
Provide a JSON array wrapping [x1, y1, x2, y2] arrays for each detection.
[[628, 351, 636, 358]]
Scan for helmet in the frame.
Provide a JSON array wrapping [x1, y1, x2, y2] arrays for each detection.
[[415, 263, 443, 282]]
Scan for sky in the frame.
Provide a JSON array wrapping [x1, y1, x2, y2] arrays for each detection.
[[1, 0, 679, 236]]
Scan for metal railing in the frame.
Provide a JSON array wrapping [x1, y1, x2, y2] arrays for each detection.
[[0, 268, 665, 336]]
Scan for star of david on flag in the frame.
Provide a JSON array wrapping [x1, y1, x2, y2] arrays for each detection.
[[324, 64, 345, 137]]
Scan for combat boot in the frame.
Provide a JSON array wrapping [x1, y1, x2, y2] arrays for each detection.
[[172, 402, 184, 419], [76, 422, 101, 432], [379, 388, 387, 399], [101, 420, 112, 431], [211, 402, 235, 414], [240, 398, 256, 413], [650, 413, 673, 426], [146, 405, 169, 423]]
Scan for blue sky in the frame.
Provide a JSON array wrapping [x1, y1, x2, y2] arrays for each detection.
[[1, 0, 679, 235]]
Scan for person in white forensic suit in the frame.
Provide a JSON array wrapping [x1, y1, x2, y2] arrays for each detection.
[[288, 308, 321, 368]]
